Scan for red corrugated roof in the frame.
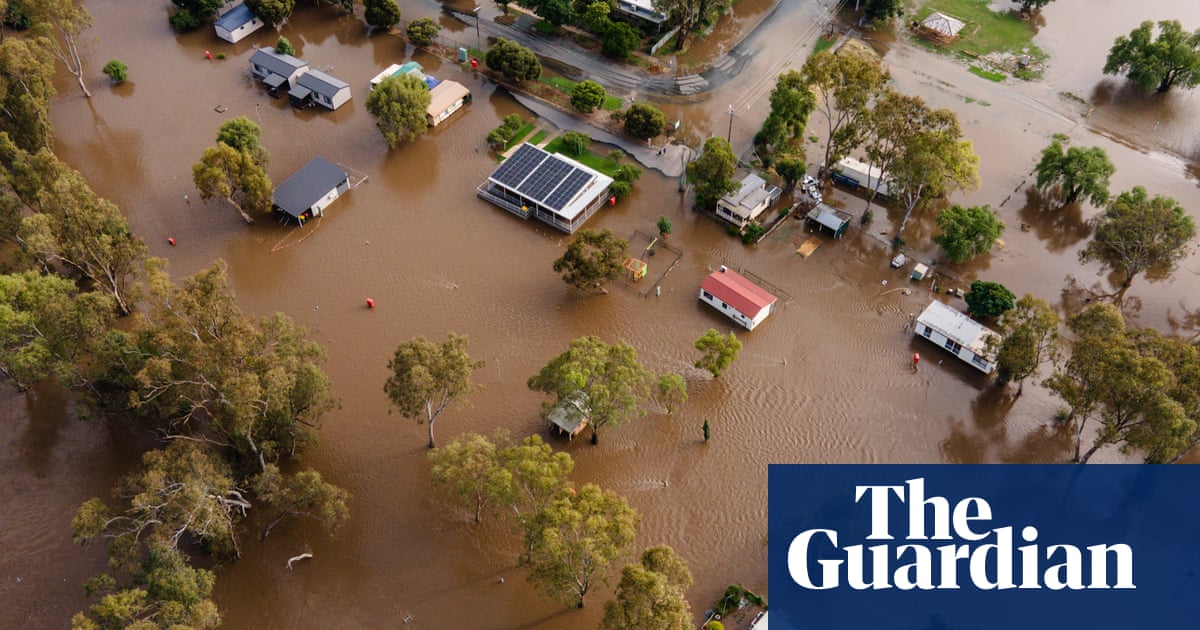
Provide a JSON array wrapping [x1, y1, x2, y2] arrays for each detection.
[[700, 268, 777, 319]]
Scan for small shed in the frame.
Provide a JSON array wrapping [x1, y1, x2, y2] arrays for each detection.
[[547, 392, 590, 441], [806, 204, 852, 238], [426, 80, 472, 127], [921, 12, 966, 43], [214, 3, 264, 44], [272, 157, 350, 224], [289, 69, 351, 111], [249, 47, 308, 94], [699, 266, 778, 331], [716, 174, 781, 229]]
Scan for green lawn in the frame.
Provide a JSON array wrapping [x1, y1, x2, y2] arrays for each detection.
[[539, 76, 624, 110], [529, 129, 549, 145], [543, 136, 620, 176], [916, 0, 1045, 69], [813, 35, 836, 55], [968, 65, 1005, 82], [505, 123, 536, 150]]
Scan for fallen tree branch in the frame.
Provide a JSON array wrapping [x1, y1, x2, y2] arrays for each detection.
[[287, 553, 313, 570]]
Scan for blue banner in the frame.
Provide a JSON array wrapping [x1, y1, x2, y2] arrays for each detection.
[[768, 465, 1200, 630]]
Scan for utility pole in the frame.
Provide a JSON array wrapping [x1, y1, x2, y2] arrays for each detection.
[[726, 104, 735, 144], [474, 6, 482, 52]]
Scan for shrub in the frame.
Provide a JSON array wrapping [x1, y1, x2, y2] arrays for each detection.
[[560, 131, 590, 157], [485, 38, 542, 82], [623, 102, 665, 140], [657, 216, 672, 235], [168, 10, 201, 32], [741, 224, 766, 243], [602, 21, 641, 59], [102, 59, 128, 83], [406, 17, 440, 47], [705, 621, 725, 630], [274, 36, 295, 56], [570, 80, 606, 113], [216, 52, 227, 60]]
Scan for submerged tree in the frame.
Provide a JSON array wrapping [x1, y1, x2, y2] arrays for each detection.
[[802, 49, 889, 180], [694, 328, 742, 378], [1034, 140, 1114, 206], [363, 0, 401, 30], [428, 431, 512, 522], [1104, 20, 1200, 93], [28, 0, 93, 97], [885, 102, 979, 242], [996, 295, 1060, 397], [686, 137, 739, 210], [253, 465, 350, 540], [71, 546, 221, 630], [964, 280, 1016, 320], [366, 73, 431, 148], [0, 36, 58, 152], [603, 545, 694, 630], [192, 142, 274, 223], [1079, 186, 1195, 288], [933, 205, 1005, 264], [245, 0, 297, 29], [384, 333, 484, 448], [485, 38, 542, 83], [552, 229, 628, 292]]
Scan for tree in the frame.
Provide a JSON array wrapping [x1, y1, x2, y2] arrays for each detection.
[[774, 156, 806, 191], [656, 216, 672, 236], [253, 465, 350, 540], [560, 130, 591, 157], [1034, 140, 1114, 206], [859, 89, 917, 218], [192, 142, 274, 223], [552, 229, 628, 291], [216, 117, 268, 165], [581, 1, 611, 33], [802, 50, 889, 182], [171, 0, 223, 18], [384, 333, 484, 448], [487, 113, 525, 150], [964, 280, 1016, 320], [428, 432, 512, 522], [933, 205, 1005, 263], [996, 295, 1059, 397], [274, 36, 295, 56], [656, 372, 687, 413], [18, 164, 146, 315], [1079, 186, 1195, 287], [1103, 20, 1200, 93], [0, 271, 113, 390], [28, 0, 93, 98], [0, 36, 57, 152], [363, 0, 401, 30], [610, 164, 641, 200], [486, 39, 542, 82], [623, 102, 666, 140], [366, 73, 431, 148], [244, 0, 295, 29], [862, 0, 902, 24], [757, 70, 815, 152], [497, 434, 574, 536], [93, 260, 336, 470], [602, 21, 641, 59], [603, 545, 693, 630], [406, 16, 440, 47], [537, 0, 575, 26], [71, 547, 220, 630], [527, 336, 654, 444], [1128, 330, 1200, 463], [524, 484, 639, 608], [571, 80, 606, 113], [101, 59, 127, 84], [887, 103, 979, 241], [686, 137, 739, 210], [653, 0, 725, 45], [694, 328, 742, 378]]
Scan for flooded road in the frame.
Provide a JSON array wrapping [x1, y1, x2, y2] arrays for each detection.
[[3, 0, 1199, 627]]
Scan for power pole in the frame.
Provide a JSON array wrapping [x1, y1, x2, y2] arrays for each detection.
[[726, 104, 735, 144]]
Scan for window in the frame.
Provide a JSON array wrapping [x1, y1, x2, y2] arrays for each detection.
[[701, 290, 713, 300], [944, 338, 962, 353], [971, 354, 990, 369], [921, 325, 932, 338]]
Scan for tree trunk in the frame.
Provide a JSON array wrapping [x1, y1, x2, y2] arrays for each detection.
[[590, 426, 599, 445], [1157, 73, 1174, 93], [261, 512, 288, 540], [427, 418, 437, 449], [225, 197, 255, 223], [75, 72, 92, 98], [1078, 441, 1102, 464], [1015, 378, 1024, 397]]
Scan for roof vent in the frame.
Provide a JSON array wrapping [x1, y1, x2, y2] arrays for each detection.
[[719, 265, 727, 273]]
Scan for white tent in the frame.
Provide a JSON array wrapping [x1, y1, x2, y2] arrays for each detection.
[[922, 11, 965, 40]]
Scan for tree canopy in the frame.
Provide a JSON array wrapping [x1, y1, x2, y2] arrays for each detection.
[[571, 80, 606, 113], [366, 73, 431, 148], [0, 36, 57, 152], [863, 0, 903, 25], [602, 545, 694, 630], [552, 228, 628, 291], [527, 336, 654, 444], [933, 205, 1004, 264], [996, 295, 1059, 396], [602, 21, 641, 59], [216, 117, 268, 164], [363, 0, 401, 29], [384, 333, 484, 448], [244, 0, 295, 28], [428, 431, 513, 523], [694, 328, 742, 378], [1079, 186, 1195, 288], [757, 70, 815, 154], [623, 102, 666, 140], [486, 39, 542, 82], [193, 142, 274, 223], [1103, 20, 1200, 93], [28, 0, 94, 97], [964, 280, 1016, 320], [802, 49, 889, 179], [1034, 140, 1114, 206], [406, 16, 440, 47], [686, 136, 739, 210]]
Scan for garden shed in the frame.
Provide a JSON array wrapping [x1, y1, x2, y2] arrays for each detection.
[[921, 12, 966, 43]]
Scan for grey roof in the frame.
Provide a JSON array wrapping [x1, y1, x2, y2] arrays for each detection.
[[273, 157, 348, 218], [215, 3, 256, 30], [807, 204, 851, 232], [249, 47, 307, 78], [295, 69, 349, 98], [547, 392, 589, 435]]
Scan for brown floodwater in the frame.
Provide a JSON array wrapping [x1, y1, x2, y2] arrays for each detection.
[[4, 0, 1200, 627]]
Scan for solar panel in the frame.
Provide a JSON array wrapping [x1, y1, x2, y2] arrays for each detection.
[[544, 170, 592, 210], [491, 144, 546, 189], [517, 158, 573, 200]]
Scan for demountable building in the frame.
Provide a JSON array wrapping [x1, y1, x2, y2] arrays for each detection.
[[272, 157, 350, 224], [914, 301, 1000, 374], [214, 3, 264, 44], [699, 266, 778, 331]]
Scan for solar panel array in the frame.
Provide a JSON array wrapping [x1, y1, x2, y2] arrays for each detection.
[[489, 144, 597, 213]]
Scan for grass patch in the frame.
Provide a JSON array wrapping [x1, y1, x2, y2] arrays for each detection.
[[968, 65, 1005, 82], [505, 123, 537, 150], [540, 75, 623, 110], [529, 129, 548, 145], [813, 35, 836, 55], [543, 136, 620, 176], [915, 0, 1046, 68], [533, 20, 557, 35]]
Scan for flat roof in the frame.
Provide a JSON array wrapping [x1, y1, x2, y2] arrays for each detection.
[[486, 143, 613, 222], [273, 157, 348, 218], [701, 267, 777, 319], [916, 301, 1000, 358], [427, 80, 470, 115]]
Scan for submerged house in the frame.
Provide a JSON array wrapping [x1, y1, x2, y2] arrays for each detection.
[[716, 174, 781, 229], [831, 156, 890, 198], [369, 61, 424, 90], [699, 266, 778, 331], [289, 69, 351, 110], [914, 300, 1000, 374], [214, 3, 264, 44], [476, 143, 614, 234], [546, 392, 590, 441], [249, 47, 308, 94], [272, 157, 350, 224], [426, 80, 471, 127]]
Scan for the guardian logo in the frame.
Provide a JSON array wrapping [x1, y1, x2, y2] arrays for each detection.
[[787, 478, 1135, 591]]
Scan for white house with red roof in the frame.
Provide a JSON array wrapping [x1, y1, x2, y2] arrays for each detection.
[[699, 266, 778, 330]]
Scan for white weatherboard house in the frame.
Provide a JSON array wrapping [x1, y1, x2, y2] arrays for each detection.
[[214, 3, 264, 44], [289, 69, 351, 111], [272, 157, 350, 224], [699, 266, 778, 331], [426, 80, 471, 127], [249, 47, 308, 93], [914, 301, 1001, 374], [716, 174, 781, 229]]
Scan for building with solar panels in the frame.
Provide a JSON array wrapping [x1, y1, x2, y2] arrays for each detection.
[[476, 143, 615, 234]]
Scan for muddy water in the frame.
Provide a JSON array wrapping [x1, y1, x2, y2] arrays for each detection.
[[4, 0, 1200, 627]]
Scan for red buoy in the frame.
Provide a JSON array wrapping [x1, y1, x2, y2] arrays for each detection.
[[167, 237, 176, 246], [366, 298, 375, 309], [608, 196, 617, 206], [913, 353, 920, 368], [205, 50, 212, 60], [470, 58, 479, 69]]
